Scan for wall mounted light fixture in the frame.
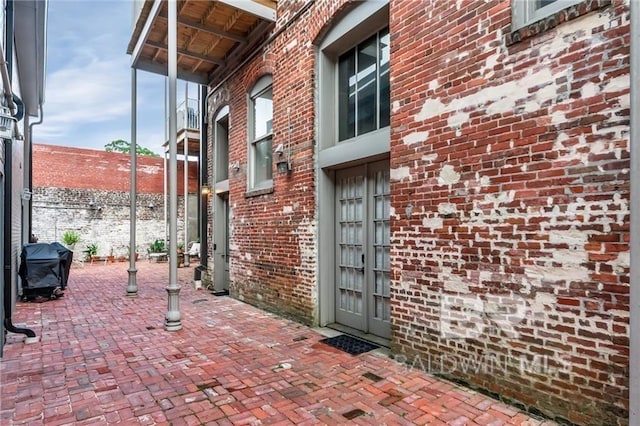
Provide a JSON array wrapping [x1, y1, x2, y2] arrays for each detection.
[[276, 107, 293, 174], [201, 185, 211, 196], [148, 203, 156, 209]]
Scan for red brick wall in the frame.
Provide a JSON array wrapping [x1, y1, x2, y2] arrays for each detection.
[[389, 1, 629, 424], [33, 144, 198, 195], [204, 0, 630, 423], [205, 0, 346, 323]]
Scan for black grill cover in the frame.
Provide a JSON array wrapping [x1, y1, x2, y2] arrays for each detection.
[[19, 243, 63, 289], [49, 242, 73, 289]]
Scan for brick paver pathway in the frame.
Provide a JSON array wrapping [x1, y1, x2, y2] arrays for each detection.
[[1, 262, 555, 425]]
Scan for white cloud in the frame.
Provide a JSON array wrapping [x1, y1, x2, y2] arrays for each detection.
[[34, 1, 194, 154], [39, 56, 131, 137]]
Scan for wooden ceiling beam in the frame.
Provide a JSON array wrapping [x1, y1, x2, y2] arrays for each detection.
[[147, 40, 226, 66], [157, 12, 247, 44]]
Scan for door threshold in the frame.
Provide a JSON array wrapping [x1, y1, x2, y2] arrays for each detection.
[[325, 323, 390, 349]]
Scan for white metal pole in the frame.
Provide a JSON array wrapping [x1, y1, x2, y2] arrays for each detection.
[[183, 82, 190, 267], [165, 0, 182, 330], [629, 0, 639, 422], [164, 77, 168, 244], [127, 67, 138, 296]]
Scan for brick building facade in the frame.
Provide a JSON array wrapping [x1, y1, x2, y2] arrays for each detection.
[[200, 1, 631, 424], [32, 144, 198, 258]]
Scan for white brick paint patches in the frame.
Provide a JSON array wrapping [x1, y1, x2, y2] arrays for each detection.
[[437, 164, 460, 185], [391, 4, 630, 420], [390, 166, 411, 182], [31, 188, 182, 258], [402, 131, 429, 146]]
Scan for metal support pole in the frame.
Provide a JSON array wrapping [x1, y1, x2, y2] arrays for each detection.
[[629, 0, 639, 422], [199, 85, 208, 268], [183, 82, 190, 267], [165, 0, 182, 331], [127, 67, 138, 297]]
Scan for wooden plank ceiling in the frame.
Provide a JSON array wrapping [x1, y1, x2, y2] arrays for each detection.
[[127, 0, 277, 85]]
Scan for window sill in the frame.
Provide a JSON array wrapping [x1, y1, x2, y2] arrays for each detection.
[[245, 186, 274, 198], [506, 0, 611, 46]]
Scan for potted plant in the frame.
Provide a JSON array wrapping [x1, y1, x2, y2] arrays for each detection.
[[84, 243, 98, 262], [149, 239, 165, 254], [148, 239, 167, 262], [61, 230, 80, 250]]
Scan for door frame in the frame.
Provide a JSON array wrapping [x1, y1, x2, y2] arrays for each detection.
[[213, 192, 229, 293], [318, 158, 390, 338]]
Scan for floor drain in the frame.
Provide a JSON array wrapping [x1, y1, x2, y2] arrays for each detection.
[[293, 336, 308, 342], [192, 299, 208, 304], [362, 372, 383, 382], [342, 408, 366, 420], [146, 326, 155, 330]]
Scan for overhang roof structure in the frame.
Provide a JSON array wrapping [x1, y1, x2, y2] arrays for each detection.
[[127, 0, 276, 85]]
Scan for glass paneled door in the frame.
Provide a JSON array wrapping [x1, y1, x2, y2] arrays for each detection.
[[335, 161, 391, 339], [214, 193, 230, 293]]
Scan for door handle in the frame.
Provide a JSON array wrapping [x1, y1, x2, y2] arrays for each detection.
[[358, 253, 365, 273]]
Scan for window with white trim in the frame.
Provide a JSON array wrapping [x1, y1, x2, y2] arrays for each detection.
[[512, 0, 582, 30], [248, 75, 273, 190], [338, 28, 390, 142]]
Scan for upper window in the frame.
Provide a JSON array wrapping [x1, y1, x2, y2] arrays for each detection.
[[214, 106, 229, 184], [512, 0, 582, 30], [338, 28, 390, 142], [248, 75, 273, 190]]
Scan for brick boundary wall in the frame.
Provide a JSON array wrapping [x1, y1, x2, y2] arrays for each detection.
[[32, 144, 197, 259]]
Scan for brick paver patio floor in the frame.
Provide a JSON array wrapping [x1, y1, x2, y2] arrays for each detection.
[[1, 261, 556, 425]]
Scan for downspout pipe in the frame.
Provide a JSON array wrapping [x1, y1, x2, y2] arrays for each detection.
[[629, 1, 639, 423], [2, 0, 35, 343], [27, 104, 44, 238]]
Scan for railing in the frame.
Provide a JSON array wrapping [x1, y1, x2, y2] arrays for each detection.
[[175, 98, 200, 132]]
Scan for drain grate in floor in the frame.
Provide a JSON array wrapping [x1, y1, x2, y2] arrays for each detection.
[[211, 290, 229, 297], [342, 408, 366, 420], [319, 334, 380, 355]]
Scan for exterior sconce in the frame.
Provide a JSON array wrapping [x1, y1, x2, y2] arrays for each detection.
[[276, 157, 291, 174], [148, 203, 156, 209], [275, 107, 293, 175], [201, 185, 211, 196], [230, 161, 240, 172]]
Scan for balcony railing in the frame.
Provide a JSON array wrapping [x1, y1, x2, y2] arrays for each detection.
[[168, 98, 200, 134]]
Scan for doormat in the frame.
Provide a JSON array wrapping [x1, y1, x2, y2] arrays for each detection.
[[211, 290, 229, 297], [319, 334, 379, 355]]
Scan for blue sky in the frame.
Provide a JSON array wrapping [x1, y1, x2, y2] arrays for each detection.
[[36, 0, 194, 156]]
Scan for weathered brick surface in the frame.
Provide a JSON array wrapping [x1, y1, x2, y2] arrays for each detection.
[[32, 144, 197, 256], [205, 0, 330, 324], [32, 144, 198, 194], [389, 1, 629, 425], [202, 1, 630, 424]]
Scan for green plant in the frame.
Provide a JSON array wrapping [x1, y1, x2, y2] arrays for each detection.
[[149, 239, 165, 253], [61, 230, 80, 246], [84, 243, 98, 261], [86, 243, 98, 256]]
